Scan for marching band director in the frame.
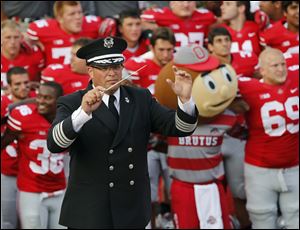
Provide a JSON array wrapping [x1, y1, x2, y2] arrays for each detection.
[[47, 36, 198, 229]]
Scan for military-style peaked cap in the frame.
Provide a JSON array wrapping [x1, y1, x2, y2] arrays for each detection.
[[76, 36, 127, 67]]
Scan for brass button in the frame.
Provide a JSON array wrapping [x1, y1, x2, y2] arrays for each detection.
[[109, 182, 114, 188], [129, 180, 135, 186], [129, 164, 134, 169], [128, 147, 133, 152], [109, 165, 114, 171], [109, 149, 114, 154]]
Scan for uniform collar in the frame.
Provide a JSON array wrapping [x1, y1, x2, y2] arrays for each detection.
[[92, 84, 120, 108]]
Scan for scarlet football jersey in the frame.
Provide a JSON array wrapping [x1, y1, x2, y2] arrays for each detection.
[[1, 46, 44, 87], [254, 10, 270, 31], [141, 7, 216, 48], [260, 21, 299, 54], [41, 64, 90, 95], [27, 16, 102, 66], [231, 51, 258, 77], [124, 57, 161, 95], [123, 39, 149, 61], [1, 95, 19, 176], [220, 21, 261, 56], [1, 95, 12, 128], [238, 75, 299, 168], [284, 52, 299, 78], [7, 103, 66, 192], [285, 52, 299, 68]]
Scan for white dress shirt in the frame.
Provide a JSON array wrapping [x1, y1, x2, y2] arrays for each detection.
[[71, 87, 195, 132]]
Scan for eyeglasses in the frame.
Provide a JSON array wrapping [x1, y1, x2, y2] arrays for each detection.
[[91, 64, 123, 72]]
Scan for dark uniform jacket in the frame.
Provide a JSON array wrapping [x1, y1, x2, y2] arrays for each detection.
[[47, 83, 197, 229]]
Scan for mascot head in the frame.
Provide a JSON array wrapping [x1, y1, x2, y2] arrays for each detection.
[[192, 64, 237, 117], [155, 44, 238, 117], [155, 44, 219, 109]]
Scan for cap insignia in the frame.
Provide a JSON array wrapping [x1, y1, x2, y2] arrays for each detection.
[[104, 37, 114, 48]]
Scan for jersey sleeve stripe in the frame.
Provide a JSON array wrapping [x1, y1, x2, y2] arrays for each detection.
[[26, 34, 39, 41], [140, 14, 155, 20], [8, 116, 21, 125], [38, 63, 45, 68], [41, 76, 55, 81], [27, 28, 37, 36], [7, 120, 21, 131]]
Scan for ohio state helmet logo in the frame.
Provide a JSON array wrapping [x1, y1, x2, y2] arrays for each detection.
[[193, 46, 208, 62]]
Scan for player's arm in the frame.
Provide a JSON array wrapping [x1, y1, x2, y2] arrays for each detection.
[[226, 122, 249, 140], [226, 98, 249, 139], [1, 117, 7, 125], [8, 98, 37, 113], [228, 98, 249, 114], [21, 30, 45, 53], [141, 20, 158, 31], [98, 17, 117, 37], [252, 68, 262, 79], [140, 8, 159, 31], [123, 60, 145, 88], [1, 128, 20, 150], [2, 102, 34, 150], [1, 107, 8, 125], [26, 20, 47, 51]]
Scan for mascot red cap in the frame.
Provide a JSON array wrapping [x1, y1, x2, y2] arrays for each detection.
[[155, 44, 219, 110]]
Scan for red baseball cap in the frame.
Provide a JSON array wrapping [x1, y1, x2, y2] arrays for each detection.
[[174, 44, 220, 71]]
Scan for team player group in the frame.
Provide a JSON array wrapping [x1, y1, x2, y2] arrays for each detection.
[[1, 1, 298, 229]]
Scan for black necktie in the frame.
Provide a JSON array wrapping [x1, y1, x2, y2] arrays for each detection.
[[109, 95, 119, 122]]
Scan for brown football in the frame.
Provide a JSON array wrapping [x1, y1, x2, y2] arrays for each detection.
[[154, 61, 200, 109]]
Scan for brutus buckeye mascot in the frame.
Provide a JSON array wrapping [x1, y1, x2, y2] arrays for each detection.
[[155, 44, 238, 229]]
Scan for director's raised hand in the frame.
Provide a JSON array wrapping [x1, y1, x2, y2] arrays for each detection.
[[166, 66, 193, 103]]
